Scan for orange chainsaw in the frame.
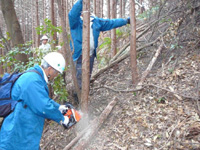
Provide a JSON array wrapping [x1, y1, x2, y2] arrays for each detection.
[[62, 102, 81, 129]]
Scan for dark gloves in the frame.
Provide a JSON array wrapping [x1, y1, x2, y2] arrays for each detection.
[[127, 17, 130, 24]]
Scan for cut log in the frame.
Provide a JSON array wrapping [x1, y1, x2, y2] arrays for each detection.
[[63, 97, 119, 150]]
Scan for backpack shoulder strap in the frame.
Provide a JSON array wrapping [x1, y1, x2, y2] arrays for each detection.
[[25, 70, 43, 79]]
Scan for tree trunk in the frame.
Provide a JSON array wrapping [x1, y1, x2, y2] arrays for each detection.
[[111, 0, 117, 57], [93, 0, 96, 15], [122, 0, 126, 18], [96, 0, 100, 17], [107, 0, 110, 18], [36, 0, 40, 47], [101, 0, 104, 18], [0, 48, 3, 75], [31, 0, 35, 48], [1, 0, 28, 62], [81, 0, 90, 113], [56, 0, 81, 103], [119, 0, 123, 18], [130, 0, 138, 85], [51, 0, 56, 48]]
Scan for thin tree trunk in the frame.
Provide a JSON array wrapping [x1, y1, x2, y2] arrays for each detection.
[[96, 0, 100, 17], [36, 0, 40, 47], [93, 0, 96, 15], [122, 0, 126, 18], [111, 0, 117, 57], [1, 0, 28, 62], [119, 0, 123, 18], [31, 0, 35, 48], [56, 0, 81, 102], [51, 0, 56, 48], [101, 0, 104, 18], [107, 0, 111, 37], [0, 49, 3, 75], [107, 0, 110, 18], [66, 0, 70, 30], [81, 0, 90, 113], [130, 0, 138, 85]]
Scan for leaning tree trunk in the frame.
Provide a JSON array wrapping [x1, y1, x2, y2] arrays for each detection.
[[1, 0, 28, 63], [81, 0, 90, 114], [130, 0, 138, 85]]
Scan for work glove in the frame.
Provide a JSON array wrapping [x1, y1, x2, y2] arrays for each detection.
[[61, 116, 70, 129], [59, 105, 68, 114], [127, 17, 130, 24]]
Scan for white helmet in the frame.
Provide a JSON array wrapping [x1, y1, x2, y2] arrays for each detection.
[[43, 52, 66, 73], [41, 35, 49, 40]]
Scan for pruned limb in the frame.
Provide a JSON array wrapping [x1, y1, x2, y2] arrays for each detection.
[[63, 97, 118, 150], [137, 43, 164, 87]]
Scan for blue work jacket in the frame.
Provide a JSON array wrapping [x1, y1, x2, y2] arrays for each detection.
[[0, 65, 64, 150], [69, 0, 128, 61]]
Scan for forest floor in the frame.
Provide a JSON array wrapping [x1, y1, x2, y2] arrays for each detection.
[[41, 41, 200, 150]]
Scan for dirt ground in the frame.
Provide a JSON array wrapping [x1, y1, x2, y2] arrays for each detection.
[[40, 43, 200, 150]]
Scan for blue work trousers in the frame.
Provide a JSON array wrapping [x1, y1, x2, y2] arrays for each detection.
[[75, 54, 95, 89]]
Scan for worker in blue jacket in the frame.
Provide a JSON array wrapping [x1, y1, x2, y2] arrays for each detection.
[[69, 0, 130, 90], [0, 52, 70, 150]]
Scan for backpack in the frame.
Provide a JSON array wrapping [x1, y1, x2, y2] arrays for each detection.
[[0, 70, 42, 118]]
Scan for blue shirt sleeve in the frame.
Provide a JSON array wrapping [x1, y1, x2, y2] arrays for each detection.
[[68, 0, 83, 29], [98, 18, 128, 31], [22, 79, 64, 123]]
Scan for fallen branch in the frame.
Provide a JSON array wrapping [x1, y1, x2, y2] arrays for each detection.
[[92, 85, 143, 93], [137, 43, 164, 87], [147, 84, 199, 100], [91, 37, 160, 83], [71, 97, 118, 150]]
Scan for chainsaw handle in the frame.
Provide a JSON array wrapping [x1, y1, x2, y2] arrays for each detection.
[[65, 102, 74, 109]]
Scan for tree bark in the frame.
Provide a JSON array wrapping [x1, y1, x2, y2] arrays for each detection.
[[56, 0, 82, 103], [1, 0, 28, 62], [31, 0, 35, 48], [130, 0, 138, 85], [93, 0, 96, 15], [107, 0, 110, 19], [96, 0, 100, 17], [51, 0, 56, 48], [0, 48, 3, 75], [111, 0, 117, 57], [36, 0, 40, 47], [101, 0, 104, 18], [81, 0, 90, 113], [119, 0, 123, 18], [122, 0, 126, 18]]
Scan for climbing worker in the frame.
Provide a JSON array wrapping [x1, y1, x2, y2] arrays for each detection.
[[0, 52, 70, 150], [39, 35, 51, 54], [69, 0, 130, 90]]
